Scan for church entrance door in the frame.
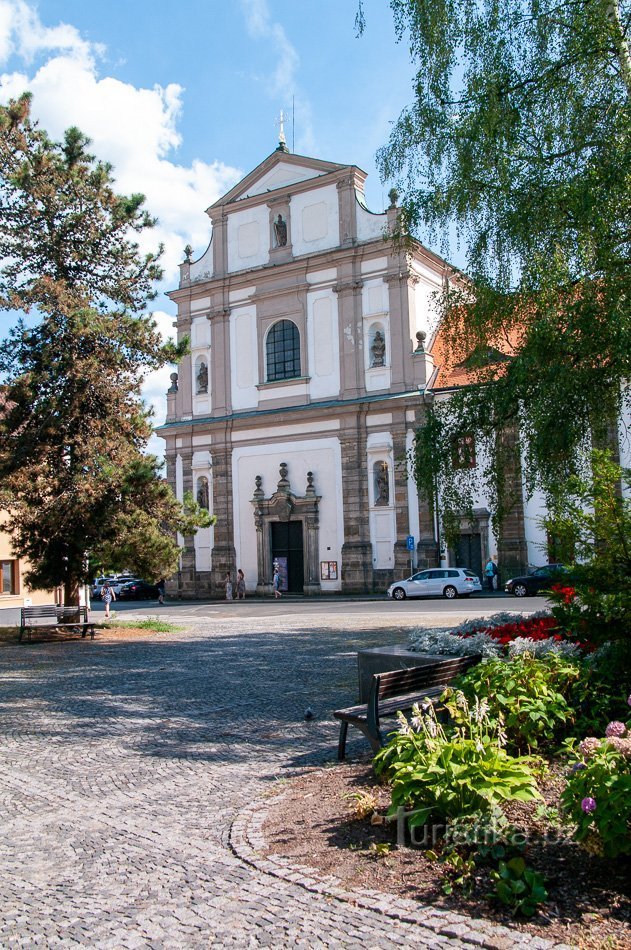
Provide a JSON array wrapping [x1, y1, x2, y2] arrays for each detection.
[[454, 533, 482, 579], [271, 521, 304, 593]]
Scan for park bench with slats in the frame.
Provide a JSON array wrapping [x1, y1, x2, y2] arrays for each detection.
[[333, 654, 481, 760], [19, 605, 95, 642]]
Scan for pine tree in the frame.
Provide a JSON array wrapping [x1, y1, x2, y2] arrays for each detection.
[[0, 95, 210, 603]]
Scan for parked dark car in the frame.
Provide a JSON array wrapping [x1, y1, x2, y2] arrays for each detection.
[[505, 564, 570, 597], [117, 580, 160, 600]]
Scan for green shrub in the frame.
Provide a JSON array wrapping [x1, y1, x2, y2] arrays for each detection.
[[374, 694, 540, 827], [561, 740, 631, 858], [450, 653, 581, 752]]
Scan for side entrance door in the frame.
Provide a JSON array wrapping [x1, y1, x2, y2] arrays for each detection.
[[454, 533, 482, 579], [271, 521, 304, 593]]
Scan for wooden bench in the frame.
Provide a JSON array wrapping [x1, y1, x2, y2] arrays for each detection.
[[333, 654, 481, 760], [19, 605, 96, 642]]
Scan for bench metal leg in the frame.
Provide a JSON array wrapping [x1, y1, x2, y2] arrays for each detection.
[[337, 722, 349, 761]]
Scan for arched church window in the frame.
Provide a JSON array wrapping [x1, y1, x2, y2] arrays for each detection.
[[266, 320, 301, 382], [196, 476, 209, 510], [373, 461, 390, 506], [195, 357, 208, 394]]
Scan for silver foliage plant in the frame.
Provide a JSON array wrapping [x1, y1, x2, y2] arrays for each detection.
[[408, 610, 572, 658]]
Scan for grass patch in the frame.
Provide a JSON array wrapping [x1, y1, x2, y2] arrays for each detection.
[[0, 626, 19, 642], [111, 619, 182, 633]]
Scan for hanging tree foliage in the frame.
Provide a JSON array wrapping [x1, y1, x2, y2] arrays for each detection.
[[0, 94, 211, 601], [361, 0, 631, 531]]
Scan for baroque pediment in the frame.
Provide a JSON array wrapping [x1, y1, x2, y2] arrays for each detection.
[[208, 151, 352, 210]]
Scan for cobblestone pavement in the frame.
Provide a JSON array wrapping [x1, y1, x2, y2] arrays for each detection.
[[0, 612, 566, 949]]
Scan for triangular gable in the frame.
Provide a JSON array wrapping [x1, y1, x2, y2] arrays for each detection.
[[208, 151, 357, 210]]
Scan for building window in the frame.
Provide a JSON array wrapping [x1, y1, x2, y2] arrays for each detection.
[[452, 433, 476, 469], [0, 560, 18, 595], [266, 320, 300, 382]]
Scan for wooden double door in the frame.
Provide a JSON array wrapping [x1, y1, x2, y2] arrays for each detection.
[[271, 521, 304, 593]]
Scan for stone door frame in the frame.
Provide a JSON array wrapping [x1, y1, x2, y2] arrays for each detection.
[[251, 463, 322, 596]]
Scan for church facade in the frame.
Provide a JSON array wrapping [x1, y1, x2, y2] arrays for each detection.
[[158, 147, 535, 597]]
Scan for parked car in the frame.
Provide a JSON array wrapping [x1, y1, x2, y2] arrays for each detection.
[[387, 567, 482, 600], [117, 579, 160, 600], [504, 563, 570, 597], [91, 576, 115, 597], [92, 573, 140, 595]]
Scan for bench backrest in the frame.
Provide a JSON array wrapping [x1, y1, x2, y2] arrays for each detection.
[[21, 605, 58, 625], [57, 605, 88, 622], [21, 604, 88, 625], [375, 654, 481, 701]]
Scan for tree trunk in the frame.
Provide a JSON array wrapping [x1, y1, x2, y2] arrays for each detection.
[[63, 578, 80, 607]]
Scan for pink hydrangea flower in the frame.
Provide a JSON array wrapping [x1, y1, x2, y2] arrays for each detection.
[[605, 721, 627, 738], [581, 797, 597, 813], [606, 736, 631, 757], [579, 737, 601, 757], [628, 693, 631, 707]]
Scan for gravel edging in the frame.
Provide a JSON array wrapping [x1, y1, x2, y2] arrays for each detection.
[[229, 788, 574, 950]]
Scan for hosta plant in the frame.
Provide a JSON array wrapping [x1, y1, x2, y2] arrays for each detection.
[[374, 694, 540, 827], [450, 653, 581, 752]]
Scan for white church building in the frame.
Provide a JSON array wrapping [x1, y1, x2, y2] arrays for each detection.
[[158, 144, 547, 597]]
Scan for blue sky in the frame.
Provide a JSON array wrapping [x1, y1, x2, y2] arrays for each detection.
[[0, 0, 423, 449]]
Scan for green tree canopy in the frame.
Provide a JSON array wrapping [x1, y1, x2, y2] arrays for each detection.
[[0, 94, 210, 601], [364, 1, 631, 526]]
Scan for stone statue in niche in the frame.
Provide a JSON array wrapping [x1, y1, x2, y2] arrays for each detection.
[[196, 360, 208, 394], [371, 330, 386, 367], [375, 461, 389, 506], [196, 477, 209, 510], [274, 214, 288, 247]]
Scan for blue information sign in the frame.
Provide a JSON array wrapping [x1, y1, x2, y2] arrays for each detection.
[[406, 535, 415, 551]]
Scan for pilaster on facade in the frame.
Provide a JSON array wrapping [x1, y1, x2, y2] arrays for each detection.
[[335, 267, 366, 401], [340, 417, 373, 592], [496, 426, 529, 582], [391, 425, 413, 579], [337, 174, 359, 248], [193, 430, 233, 597]]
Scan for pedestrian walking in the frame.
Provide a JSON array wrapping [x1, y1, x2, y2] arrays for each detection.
[[236, 569, 246, 600], [224, 572, 233, 601], [272, 565, 282, 599], [157, 579, 166, 605], [101, 581, 115, 619], [484, 556, 498, 592]]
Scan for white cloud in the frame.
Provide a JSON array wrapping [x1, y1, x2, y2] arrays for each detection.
[[0, 0, 98, 65], [240, 0, 315, 154], [0, 0, 243, 447]]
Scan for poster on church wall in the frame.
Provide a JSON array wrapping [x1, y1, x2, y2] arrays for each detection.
[[320, 561, 338, 580]]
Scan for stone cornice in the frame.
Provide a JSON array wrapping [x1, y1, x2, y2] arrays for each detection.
[[156, 387, 426, 436]]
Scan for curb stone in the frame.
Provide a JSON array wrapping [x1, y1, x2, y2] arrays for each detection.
[[229, 789, 575, 950]]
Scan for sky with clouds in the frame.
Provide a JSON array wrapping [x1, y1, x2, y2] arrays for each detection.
[[0, 0, 422, 456]]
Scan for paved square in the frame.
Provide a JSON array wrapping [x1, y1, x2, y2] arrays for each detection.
[[0, 609, 546, 948]]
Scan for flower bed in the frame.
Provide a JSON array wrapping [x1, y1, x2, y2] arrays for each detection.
[[408, 610, 591, 658]]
